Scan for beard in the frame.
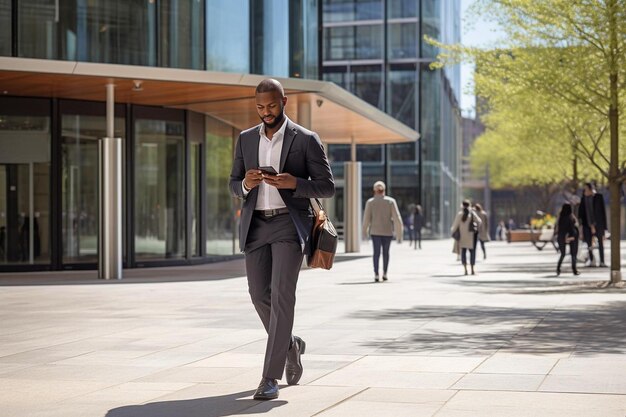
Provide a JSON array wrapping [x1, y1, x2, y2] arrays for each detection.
[[260, 107, 285, 129]]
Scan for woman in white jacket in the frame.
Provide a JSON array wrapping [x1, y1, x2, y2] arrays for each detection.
[[451, 200, 482, 275]]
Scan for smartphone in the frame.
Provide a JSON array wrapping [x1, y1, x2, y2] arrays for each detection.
[[258, 166, 278, 175]]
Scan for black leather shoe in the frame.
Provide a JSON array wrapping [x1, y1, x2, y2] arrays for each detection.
[[253, 377, 279, 400], [285, 336, 306, 385]]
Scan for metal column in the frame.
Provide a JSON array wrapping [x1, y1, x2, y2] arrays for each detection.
[[343, 138, 361, 253], [98, 84, 123, 279]]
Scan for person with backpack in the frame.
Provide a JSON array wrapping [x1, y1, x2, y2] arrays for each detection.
[[450, 200, 482, 275]]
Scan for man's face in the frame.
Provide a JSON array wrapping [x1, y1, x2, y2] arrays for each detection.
[[584, 186, 593, 196], [256, 91, 287, 129]]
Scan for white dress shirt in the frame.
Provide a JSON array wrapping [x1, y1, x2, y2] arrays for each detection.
[[242, 117, 289, 210]]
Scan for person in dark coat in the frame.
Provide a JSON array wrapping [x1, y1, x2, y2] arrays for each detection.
[[413, 204, 424, 249], [555, 203, 580, 276], [578, 182, 607, 267]]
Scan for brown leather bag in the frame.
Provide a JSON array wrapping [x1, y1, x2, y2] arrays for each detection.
[[307, 199, 338, 270]]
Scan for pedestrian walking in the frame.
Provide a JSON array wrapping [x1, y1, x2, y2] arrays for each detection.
[[451, 200, 482, 275], [578, 182, 607, 267], [362, 181, 403, 282], [495, 220, 507, 241], [229, 79, 335, 400], [473, 203, 490, 259], [413, 204, 424, 249], [555, 203, 580, 276]]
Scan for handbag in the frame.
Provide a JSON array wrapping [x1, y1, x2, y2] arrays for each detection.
[[452, 227, 461, 241], [307, 198, 338, 270], [469, 213, 478, 233]]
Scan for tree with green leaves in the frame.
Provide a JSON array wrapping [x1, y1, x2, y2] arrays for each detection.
[[432, 0, 626, 283]]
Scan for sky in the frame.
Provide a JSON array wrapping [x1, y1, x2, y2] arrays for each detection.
[[459, 0, 504, 117]]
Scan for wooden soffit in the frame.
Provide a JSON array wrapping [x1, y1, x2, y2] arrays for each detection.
[[0, 57, 419, 145]]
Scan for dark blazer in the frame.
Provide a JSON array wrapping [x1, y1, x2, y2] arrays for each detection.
[[579, 193, 607, 232], [229, 119, 335, 254]]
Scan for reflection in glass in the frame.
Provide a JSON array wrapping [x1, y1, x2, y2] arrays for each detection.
[[160, 0, 204, 69], [324, 27, 353, 60], [353, 65, 383, 109], [422, 0, 441, 58], [388, 67, 416, 128], [61, 114, 124, 264], [206, 116, 235, 255], [135, 118, 185, 260], [0, 115, 51, 265], [324, 25, 383, 61], [388, 22, 417, 59], [388, 0, 417, 18], [323, 0, 382, 22], [252, 0, 289, 77], [290, 0, 319, 79], [206, 0, 249, 73], [0, 0, 10, 56], [19, 0, 157, 65], [190, 142, 200, 257]]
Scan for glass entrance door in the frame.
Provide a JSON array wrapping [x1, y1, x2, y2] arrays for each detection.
[[0, 162, 50, 265], [0, 113, 51, 266], [0, 163, 42, 264]]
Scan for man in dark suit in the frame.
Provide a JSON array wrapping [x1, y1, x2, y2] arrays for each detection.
[[229, 79, 335, 400], [579, 182, 607, 267]]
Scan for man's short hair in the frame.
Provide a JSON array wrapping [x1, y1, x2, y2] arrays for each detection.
[[584, 182, 594, 190], [373, 181, 386, 191], [255, 79, 285, 97]]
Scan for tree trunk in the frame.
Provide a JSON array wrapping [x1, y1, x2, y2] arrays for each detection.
[[608, 0, 621, 284]]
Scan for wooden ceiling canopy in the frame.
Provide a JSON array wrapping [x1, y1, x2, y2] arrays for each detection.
[[0, 58, 418, 145]]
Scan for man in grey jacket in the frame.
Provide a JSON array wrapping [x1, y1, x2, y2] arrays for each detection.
[[362, 181, 403, 282]]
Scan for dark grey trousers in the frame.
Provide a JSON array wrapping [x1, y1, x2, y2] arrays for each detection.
[[244, 212, 304, 380]]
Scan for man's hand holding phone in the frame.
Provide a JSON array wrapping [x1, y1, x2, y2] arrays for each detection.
[[243, 169, 263, 191], [259, 166, 297, 190]]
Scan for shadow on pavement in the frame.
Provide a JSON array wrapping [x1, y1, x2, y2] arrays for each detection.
[[353, 300, 626, 355], [105, 390, 286, 417], [454, 277, 622, 295]]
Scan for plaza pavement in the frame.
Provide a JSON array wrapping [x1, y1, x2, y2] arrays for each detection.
[[1, 239, 625, 417]]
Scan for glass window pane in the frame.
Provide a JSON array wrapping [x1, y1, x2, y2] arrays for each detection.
[[18, 0, 58, 59], [422, 0, 441, 58], [0, 0, 10, 56], [388, 22, 417, 59], [355, 25, 382, 59], [20, 0, 157, 64], [61, 114, 124, 264], [324, 68, 349, 89], [388, 68, 416, 127], [290, 0, 318, 79], [251, 0, 289, 76], [206, 116, 235, 256], [323, 0, 382, 22], [160, 0, 204, 69], [0, 113, 51, 265], [206, 0, 249, 72], [134, 117, 185, 260], [388, 0, 417, 18], [353, 65, 383, 109], [324, 26, 354, 61]]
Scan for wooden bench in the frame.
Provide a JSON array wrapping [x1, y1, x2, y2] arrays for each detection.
[[508, 230, 534, 242]]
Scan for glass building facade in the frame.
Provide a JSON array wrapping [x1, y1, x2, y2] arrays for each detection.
[[322, 0, 462, 237], [0, 1, 321, 271]]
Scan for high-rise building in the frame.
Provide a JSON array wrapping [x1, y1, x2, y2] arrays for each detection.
[[0, 1, 416, 272], [322, 0, 462, 237]]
